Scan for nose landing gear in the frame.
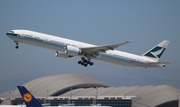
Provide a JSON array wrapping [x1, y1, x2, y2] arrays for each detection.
[[15, 42, 19, 49], [78, 58, 94, 67]]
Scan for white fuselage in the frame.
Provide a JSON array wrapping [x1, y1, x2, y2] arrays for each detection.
[[6, 30, 164, 68]]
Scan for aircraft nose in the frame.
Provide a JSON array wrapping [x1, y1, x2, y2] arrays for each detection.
[[6, 31, 10, 36], [6, 30, 17, 37]]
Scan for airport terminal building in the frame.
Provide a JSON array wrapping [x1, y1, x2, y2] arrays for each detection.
[[0, 74, 180, 107]]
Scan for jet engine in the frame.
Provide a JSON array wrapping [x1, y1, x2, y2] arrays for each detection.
[[65, 45, 82, 56], [55, 51, 72, 59]]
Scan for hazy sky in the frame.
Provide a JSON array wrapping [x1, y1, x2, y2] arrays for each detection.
[[0, 0, 180, 93]]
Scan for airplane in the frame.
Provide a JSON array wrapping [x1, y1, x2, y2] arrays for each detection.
[[17, 86, 43, 107], [17, 86, 111, 107], [6, 30, 171, 68]]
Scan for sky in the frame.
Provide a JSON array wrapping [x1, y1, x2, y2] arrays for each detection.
[[0, 0, 180, 93]]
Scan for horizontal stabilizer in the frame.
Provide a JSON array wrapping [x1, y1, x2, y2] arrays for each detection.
[[148, 62, 172, 65]]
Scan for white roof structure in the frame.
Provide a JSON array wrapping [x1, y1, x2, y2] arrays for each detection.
[[0, 73, 180, 107]]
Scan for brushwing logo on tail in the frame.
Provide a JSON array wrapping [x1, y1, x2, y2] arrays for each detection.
[[144, 46, 166, 59], [23, 93, 32, 103]]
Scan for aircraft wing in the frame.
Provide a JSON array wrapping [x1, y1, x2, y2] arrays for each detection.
[[81, 41, 132, 56]]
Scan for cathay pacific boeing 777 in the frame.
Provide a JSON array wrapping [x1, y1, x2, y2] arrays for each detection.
[[6, 30, 170, 68]]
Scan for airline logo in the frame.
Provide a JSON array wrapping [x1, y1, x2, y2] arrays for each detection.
[[23, 93, 32, 103], [144, 46, 166, 59]]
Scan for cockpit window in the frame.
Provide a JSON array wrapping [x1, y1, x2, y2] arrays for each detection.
[[9, 30, 14, 33]]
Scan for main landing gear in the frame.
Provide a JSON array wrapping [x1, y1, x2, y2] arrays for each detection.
[[78, 58, 94, 67]]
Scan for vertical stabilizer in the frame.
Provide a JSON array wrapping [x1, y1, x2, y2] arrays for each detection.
[[17, 86, 43, 107], [142, 40, 170, 62]]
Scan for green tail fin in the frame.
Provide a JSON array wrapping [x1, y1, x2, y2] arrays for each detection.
[[142, 40, 170, 62]]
